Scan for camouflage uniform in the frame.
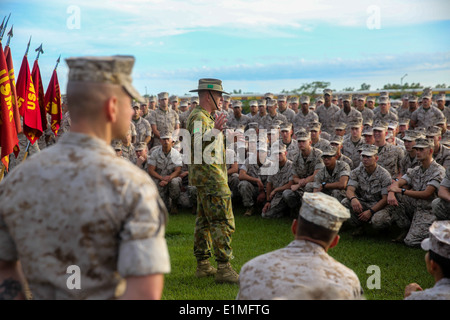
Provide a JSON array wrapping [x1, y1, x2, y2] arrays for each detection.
[[337, 153, 353, 169], [355, 107, 374, 124], [431, 166, 450, 220], [186, 105, 235, 263], [410, 106, 445, 129], [292, 111, 318, 133], [311, 138, 330, 152], [373, 109, 398, 122], [263, 113, 288, 131], [315, 104, 340, 134], [433, 143, 450, 169], [313, 160, 350, 202], [381, 160, 445, 247], [279, 107, 295, 125], [57, 111, 71, 141], [149, 107, 180, 147], [331, 108, 362, 128], [376, 143, 404, 179], [400, 154, 419, 175], [147, 145, 183, 211], [342, 164, 392, 228], [342, 137, 365, 170], [177, 163, 197, 209], [262, 159, 294, 218], [121, 143, 137, 163], [226, 113, 250, 130], [132, 117, 152, 144], [238, 157, 272, 208], [226, 148, 240, 198], [0, 132, 170, 299], [285, 140, 299, 161], [238, 193, 362, 300]]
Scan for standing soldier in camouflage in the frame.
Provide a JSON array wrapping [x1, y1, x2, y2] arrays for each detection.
[[292, 95, 319, 133], [263, 99, 288, 130], [140, 100, 152, 123], [431, 166, 450, 221], [342, 117, 365, 169], [277, 94, 295, 125], [342, 144, 391, 236], [248, 100, 258, 118], [0, 55, 170, 300], [170, 95, 180, 114], [148, 132, 183, 215], [148, 95, 157, 110], [131, 102, 152, 147], [315, 89, 340, 134], [436, 93, 450, 125], [410, 88, 445, 129], [385, 138, 445, 247], [186, 78, 239, 284], [149, 92, 180, 148], [253, 99, 268, 129], [312, 145, 350, 202], [332, 94, 363, 129], [374, 96, 398, 122], [355, 95, 374, 124]]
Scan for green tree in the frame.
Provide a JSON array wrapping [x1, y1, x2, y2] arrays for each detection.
[[342, 87, 355, 92], [282, 81, 331, 96], [358, 83, 371, 91]]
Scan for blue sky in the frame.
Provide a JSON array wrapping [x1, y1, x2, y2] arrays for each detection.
[[2, 0, 450, 96]]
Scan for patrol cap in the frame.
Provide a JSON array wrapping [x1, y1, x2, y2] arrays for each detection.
[[426, 126, 442, 137], [113, 140, 123, 150], [360, 144, 378, 156], [257, 143, 268, 152], [135, 142, 148, 151], [403, 130, 424, 141], [299, 192, 350, 232], [248, 122, 259, 130], [277, 94, 287, 101], [267, 99, 277, 107], [388, 120, 399, 130], [189, 78, 230, 95], [349, 117, 363, 128], [379, 96, 390, 104], [321, 145, 337, 157], [158, 92, 169, 100], [421, 221, 450, 259], [191, 96, 199, 104], [281, 123, 292, 132], [160, 131, 173, 140], [379, 91, 389, 97], [436, 93, 446, 101], [264, 92, 274, 100], [132, 101, 140, 109], [169, 95, 179, 102], [414, 127, 427, 135], [269, 124, 281, 132], [363, 118, 373, 127], [289, 96, 299, 104], [373, 119, 389, 131], [316, 96, 324, 103], [323, 89, 332, 96], [233, 100, 243, 108], [66, 55, 145, 103], [149, 95, 157, 102], [334, 122, 347, 130], [180, 100, 188, 108], [297, 131, 311, 141], [329, 135, 344, 145], [300, 95, 310, 104], [413, 138, 434, 149], [308, 121, 322, 132], [357, 95, 366, 101], [421, 87, 433, 99], [249, 100, 258, 107], [362, 125, 373, 136], [223, 95, 231, 102], [366, 96, 376, 103], [399, 118, 410, 126], [402, 94, 409, 100], [409, 95, 418, 102], [258, 99, 267, 106], [342, 94, 352, 102]]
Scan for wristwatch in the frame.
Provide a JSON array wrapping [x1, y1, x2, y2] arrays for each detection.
[[322, 182, 327, 188], [401, 188, 406, 195]]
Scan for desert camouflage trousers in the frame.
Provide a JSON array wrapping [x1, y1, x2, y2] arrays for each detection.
[[152, 177, 182, 210], [194, 186, 235, 263], [432, 198, 450, 221]]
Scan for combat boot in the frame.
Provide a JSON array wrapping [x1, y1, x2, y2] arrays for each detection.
[[215, 262, 239, 284], [195, 259, 217, 278], [243, 206, 254, 216]]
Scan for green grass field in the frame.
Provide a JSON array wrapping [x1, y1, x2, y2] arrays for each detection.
[[161, 204, 434, 300]]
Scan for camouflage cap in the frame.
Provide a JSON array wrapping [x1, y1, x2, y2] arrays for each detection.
[[334, 122, 347, 130], [398, 118, 410, 126], [277, 94, 287, 101], [158, 92, 169, 99], [180, 100, 188, 107], [267, 99, 277, 107], [366, 96, 376, 102], [349, 117, 363, 128], [248, 122, 259, 130], [413, 138, 434, 149], [149, 95, 157, 102], [426, 126, 442, 137], [379, 96, 390, 104], [329, 134, 344, 145], [363, 118, 373, 127], [421, 87, 433, 99], [258, 99, 267, 106], [300, 95, 310, 104], [323, 89, 333, 96], [189, 78, 230, 94], [388, 120, 399, 130], [342, 94, 352, 102], [316, 95, 324, 103], [321, 145, 337, 157], [296, 130, 311, 141], [281, 123, 292, 132], [169, 95, 179, 102], [191, 96, 199, 104], [135, 142, 148, 151], [160, 130, 173, 140], [403, 130, 424, 142], [289, 96, 299, 104], [113, 140, 123, 150], [223, 95, 231, 102], [357, 95, 366, 101], [249, 100, 258, 106], [299, 192, 350, 232], [421, 221, 450, 259], [264, 92, 274, 100], [308, 121, 322, 132], [362, 125, 373, 136], [360, 144, 378, 156], [379, 91, 389, 97], [269, 124, 281, 131], [65, 55, 144, 103], [233, 100, 243, 108], [409, 95, 418, 102], [436, 93, 446, 101], [373, 119, 389, 131], [414, 127, 427, 135], [402, 94, 409, 100], [257, 143, 268, 152]]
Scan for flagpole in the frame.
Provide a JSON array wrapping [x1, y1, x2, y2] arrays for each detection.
[[54, 55, 61, 70], [25, 36, 31, 57], [35, 43, 43, 61], [0, 13, 11, 41], [0, 164, 5, 182], [22, 141, 31, 163], [5, 25, 12, 47]]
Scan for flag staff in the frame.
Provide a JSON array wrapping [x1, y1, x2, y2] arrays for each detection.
[[5, 25, 13, 47], [35, 43, 43, 61]]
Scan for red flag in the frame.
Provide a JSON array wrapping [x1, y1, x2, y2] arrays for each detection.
[[16, 55, 42, 144], [0, 42, 19, 171], [44, 68, 62, 136], [3, 45, 22, 134], [32, 59, 47, 132]]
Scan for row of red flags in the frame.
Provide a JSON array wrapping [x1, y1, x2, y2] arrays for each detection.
[[0, 39, 62, 172]]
